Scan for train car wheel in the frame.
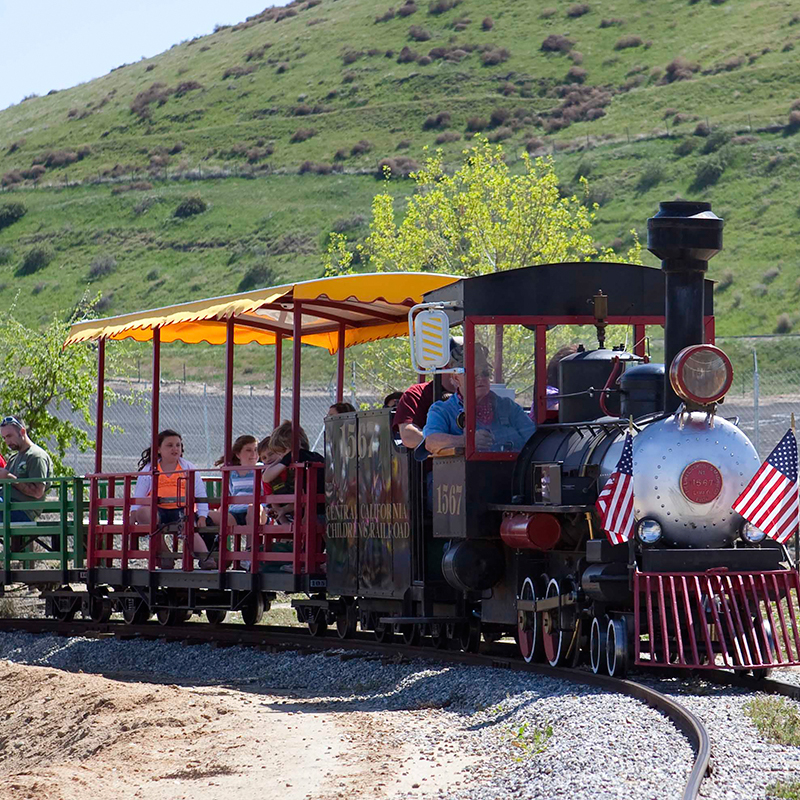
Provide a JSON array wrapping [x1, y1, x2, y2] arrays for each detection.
[[205, 609, 227, 625], [373, 616, 393, 643], [542, 578, 566, 667], [458, 620, 481, 653], [401, 624, 421, 646], [241, 594, 265, 627], [590, 616, 608, 674], [517, 577, 541, 664], [335, 599, 357, 639], [606, 617, 629, 677], [54, 587, 77, 622], [429, 623, 448, 650], [156, 607, 179, 627], [89, 593, 112, 624], [122, 601, 150, 626], [308, 609, 328, 637]]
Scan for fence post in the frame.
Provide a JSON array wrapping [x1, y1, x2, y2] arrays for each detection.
[[178, 383, 183, 430], [753, 349, 760, 457], [203, 383, 211, 468], [250, 385, 254, 432]]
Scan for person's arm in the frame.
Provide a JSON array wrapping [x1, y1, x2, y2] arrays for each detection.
[[507, 400, 537, 449], [399, 422, 424, 449], [12, 455, 47, 499], [423, 402, 465, 455], [261, 458, 288, 484], [131, 471, 151, 512]]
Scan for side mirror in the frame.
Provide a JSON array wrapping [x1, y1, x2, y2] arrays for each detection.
[[409, 306, 451, 373]]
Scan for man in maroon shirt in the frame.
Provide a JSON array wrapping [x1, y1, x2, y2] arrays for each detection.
[[393, 338, 462, 449]]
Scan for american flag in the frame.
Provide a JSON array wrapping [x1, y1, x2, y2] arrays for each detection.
[[732, 428, 799, 545], [596, 431, 635, 545]]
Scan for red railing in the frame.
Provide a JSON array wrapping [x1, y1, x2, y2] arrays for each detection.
[[634, 569, 800, 670], [86, 463, 325, 575]]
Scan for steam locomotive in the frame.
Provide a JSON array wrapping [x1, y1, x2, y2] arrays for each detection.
[[312, 201, 800, 676]]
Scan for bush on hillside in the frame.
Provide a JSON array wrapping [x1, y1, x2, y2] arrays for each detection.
[[487, 126, 513, 142], [0, 202, 27, 230], [222, 65, 256, 80], [540, 7, 557, 17], [636, 161, 665, 192], [787, 110, 800, 132], [397, 1, 417, 17], [567, 4, 591, 17], [342, 50, 363, 65], [525, 137, 545, 153], [566, 66, 587, 83], [541, 35, 574, 53], [763, 266, 781, 283], [673, 137, 697, 157], [174, 195, 207, 218], [717, 270, 734, 291], [376, 157, 420, 178], [776, 313, 793, 334], [482, 16, 493, 30], [332, 215, 367, 233], [0, 247, 13, 265], [1, 171, 23, 186], [375, 8, 395, 22], [238, 264, 277, 292], [7, 139, 24, 154], [418, 55, 433, 65], [614, 35, 642, 50], [693, 156, 725, 189], [429, 0, 461, 13], [245, 43, 273, 61], [435, 131, 462, 143], [701, 129, 731, 154], [466, 116, 488, 132], [600, 17, 624, 27], [43, 150, 78, 168], [409, 25, 431, 41], [351, 139, 373, 156], [660, 57, 700, 84], [173, 81, 203, 96], [88, 255, 118, 280], [693, 121, 711, 137], [130, 82, 170, 119], [17, 245, 54, 276], [290, 127, 317, 143], [481, 47, 510, 65], [568, 50, 584, 64], [397, 46, 420, 63], [396, 139, 412, 149]]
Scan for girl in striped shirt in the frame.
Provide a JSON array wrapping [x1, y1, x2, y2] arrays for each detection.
[[209, 435, 266, 528]]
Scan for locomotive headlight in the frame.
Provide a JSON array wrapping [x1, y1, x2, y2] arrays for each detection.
[[637, 519, 663, 545], [669, 344, 733, 405], [741, 522, 767, 544]]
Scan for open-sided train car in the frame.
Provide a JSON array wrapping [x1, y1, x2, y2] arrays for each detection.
[[2, 201, 798, 677]]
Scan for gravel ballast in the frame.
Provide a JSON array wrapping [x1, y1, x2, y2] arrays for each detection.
[[0, 633, 694, 799]]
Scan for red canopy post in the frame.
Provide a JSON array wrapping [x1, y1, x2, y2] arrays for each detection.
[[224, 317, 235, 465], [535, 325, 547, 424], [494, 325, 504, 384], [336, 324, 345, 403], [291, 303, 302, 462], [149, 327, 161, 570], [273, 333, 282, 430], [94, 338, 105, 474]]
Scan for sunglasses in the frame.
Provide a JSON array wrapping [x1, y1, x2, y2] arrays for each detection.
[[0, 416, 22, 429]]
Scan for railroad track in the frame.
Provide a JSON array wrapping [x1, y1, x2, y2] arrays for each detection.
[[0, 615, 711, 799]]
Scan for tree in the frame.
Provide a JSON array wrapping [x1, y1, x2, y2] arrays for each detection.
[[0, 297, 129, 474], [323, 136, 642, 393]]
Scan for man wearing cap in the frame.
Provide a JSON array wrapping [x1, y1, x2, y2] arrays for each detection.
[[392, 338, 463, 449], [0, 416, 53, 524]]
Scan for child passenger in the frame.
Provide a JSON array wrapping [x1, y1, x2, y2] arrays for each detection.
[[209, 435, 266, 528]]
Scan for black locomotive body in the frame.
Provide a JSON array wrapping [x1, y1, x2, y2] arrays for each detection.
[[307, 202, 800, 675]]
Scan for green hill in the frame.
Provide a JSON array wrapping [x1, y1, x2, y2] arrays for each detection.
[[2, 0, 800, 368]]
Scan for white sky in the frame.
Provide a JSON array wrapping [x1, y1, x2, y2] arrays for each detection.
[[0, 1, 288, 110]]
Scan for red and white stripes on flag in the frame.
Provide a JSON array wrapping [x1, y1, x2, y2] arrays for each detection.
[[732, 428, 799, 545], [596, 431, 635, 546]]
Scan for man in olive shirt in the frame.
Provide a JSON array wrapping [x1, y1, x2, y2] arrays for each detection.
[[0, 415, 53, 523]]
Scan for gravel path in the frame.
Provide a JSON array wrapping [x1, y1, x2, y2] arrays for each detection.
[[0, 633, 693, 800], [643, 674, 800, 800]]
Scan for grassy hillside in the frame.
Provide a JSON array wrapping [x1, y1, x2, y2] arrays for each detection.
[[1, 0, 800, 355]]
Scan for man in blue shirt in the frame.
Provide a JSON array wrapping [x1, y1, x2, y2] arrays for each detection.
[[422, 345, 535, 455]]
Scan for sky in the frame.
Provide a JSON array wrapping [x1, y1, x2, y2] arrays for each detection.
[[0, 1, 288, 111]]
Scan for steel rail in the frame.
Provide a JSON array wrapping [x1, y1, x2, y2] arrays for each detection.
[[0, 616, 709, 799]]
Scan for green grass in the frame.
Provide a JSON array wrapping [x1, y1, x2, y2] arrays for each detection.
[[2, 0, 800, 382], [769, 781, 800, 799], [745, 696, 800, 746]]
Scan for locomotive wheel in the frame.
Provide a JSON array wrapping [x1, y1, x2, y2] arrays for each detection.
[[88, 593, 112, 624], [241, 593, 265, 627], [373, 616, 393, 643], [590, 616, 608, 674], [156, 607, 179, 627], [458, 620, 481, 653], [205, 609, 227, 625], [542, 578, 567, 667], [606, 617, 629, 677], [429, 622, 448, 650], [308, 609, 328, 637], [400, 624, 421, 646], [517, 576, 542, 664]]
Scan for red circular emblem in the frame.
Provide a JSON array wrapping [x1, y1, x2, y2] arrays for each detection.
[[680, 461, 723, 504]]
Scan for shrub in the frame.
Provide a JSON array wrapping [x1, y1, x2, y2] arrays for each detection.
[[500, 81, 516, 96], [614, 35, 642, 50], [396, 139, 412, 149], [487, 126, 513, 142], [397, 46, 420, 63], [174, 195, 207, 218], [787, 110, 800, 132], [7, 139, 24, 154], [342, 50, 363, 65], [566, 66, 587, 83], [541, 35, 574, 53], [764, 266, 781, 283], [375, 8, 395, 22], [130, 82, 170, 119], [482, 16, 493, 30], [701, 129, 731, 154], [290, 127, 317, 143], [0, 202, 27, 230], [351, 139, 373, 156], [600, 17, 624, 27], [1, 171, 22, 186], [568, 50, 584, 64], [717, 270, 734, 291], [334, 148, 348, 161], [435, 131, 461, 143], [418, 55, 433, 65], [424, 111, 451, 129], [238, 263, 277, 292], [376, 156, 420, 178], [276, 62, 289, 73], [482, 47, 510, 66], [342, 71, 357, 83], [693, 156, 725, 189], [18, 245, 54, 276], [661, 57, 700, 84], [146, 269, 160, 281], [43, 150, 78, 167], [332, 215, 367, 233], [429, 0, 460, 13], [222, 65, 256, 79], [397, 1, 418, 17], [525, 137, 545, 153], [173, 80, 203, 97], [776, 313, 793, 333], [88, 254, 118, 280], [298, 161, 333, 174], [540, 7, 557, 18], [466, 116, 488, 132], [0, 247, 13, 265], [567, 3, 590, 18], [490, 107, 510, 126], [293, 103, 313, 116], [409, 24, 431, 41], [637, 160, 665, 192], [673, 138, 697, 157], [245, 43, 272, 61], [693, 121, 711, 137]]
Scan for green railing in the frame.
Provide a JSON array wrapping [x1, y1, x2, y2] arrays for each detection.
[[0, 477, 86, 572]]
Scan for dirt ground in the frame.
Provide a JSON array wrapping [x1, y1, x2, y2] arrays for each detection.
[[0, 661, 475, 800]]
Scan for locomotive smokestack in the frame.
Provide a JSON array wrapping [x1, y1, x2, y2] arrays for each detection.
[[647, 201, 723, 413]]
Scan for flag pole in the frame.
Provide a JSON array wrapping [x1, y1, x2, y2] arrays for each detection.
[[627, 415, 635, 586], [793, 414, 799, 573]]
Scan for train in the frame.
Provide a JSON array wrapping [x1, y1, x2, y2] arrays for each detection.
[[5, 200, 800, 678]]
